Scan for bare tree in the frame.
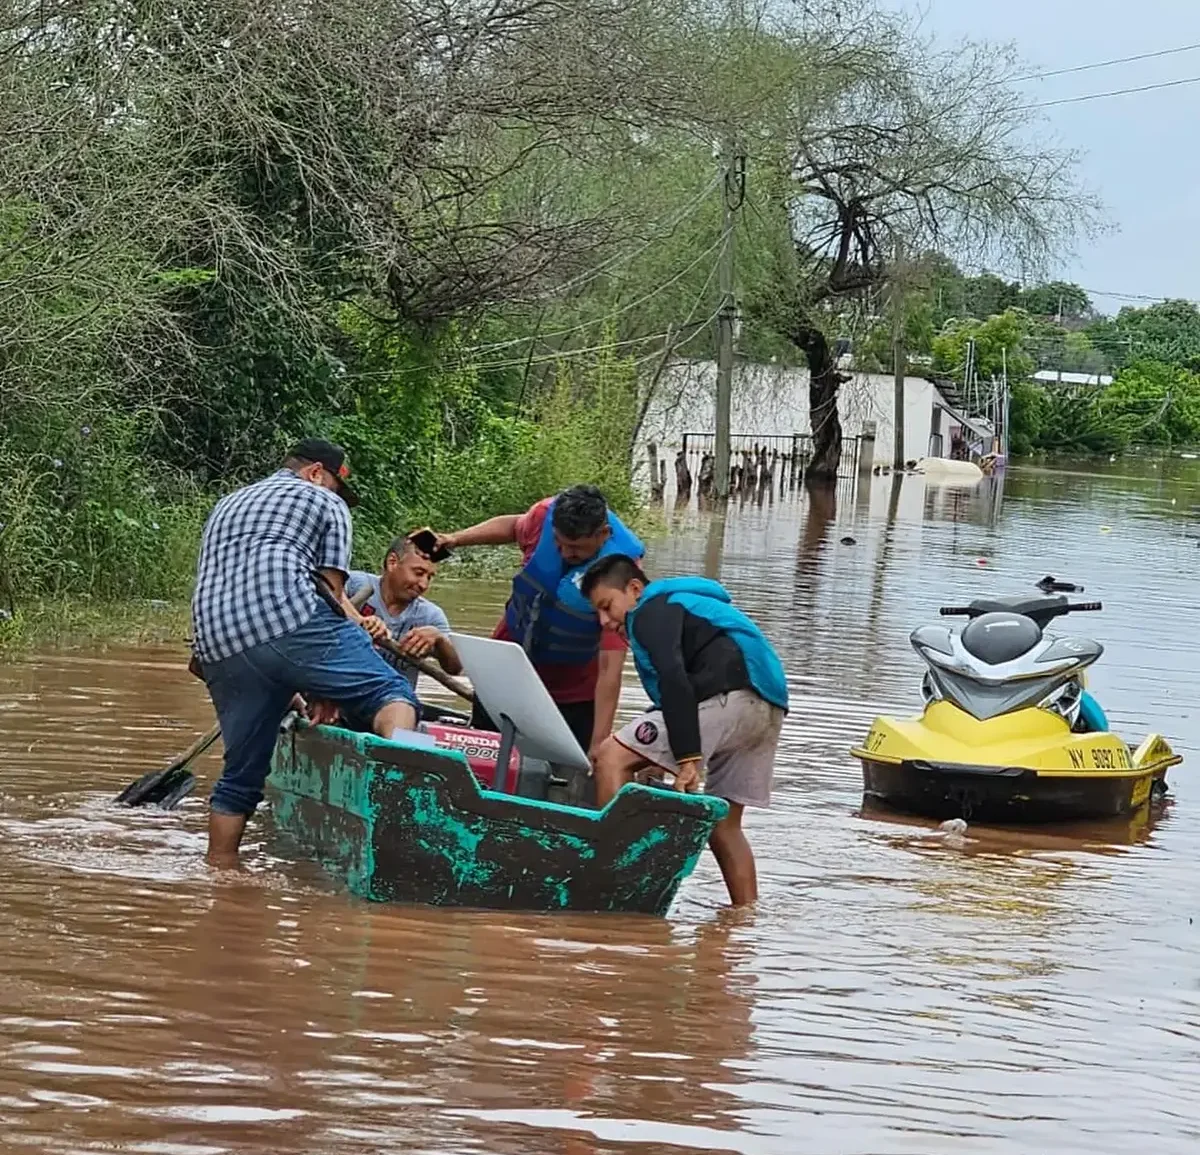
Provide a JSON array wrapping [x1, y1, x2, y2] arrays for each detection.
[[749, 6, 1097, 481], [0, 0, 728, 471]]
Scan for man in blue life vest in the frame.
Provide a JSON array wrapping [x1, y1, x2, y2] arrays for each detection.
[[580, 554, 789, 906], [434, 486, 643, 760]]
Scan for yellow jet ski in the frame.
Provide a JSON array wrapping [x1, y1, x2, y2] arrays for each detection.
[[852, 594, 1182, 823]]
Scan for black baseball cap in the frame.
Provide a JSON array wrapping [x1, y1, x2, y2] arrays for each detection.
[[289, 438, 359, 507]]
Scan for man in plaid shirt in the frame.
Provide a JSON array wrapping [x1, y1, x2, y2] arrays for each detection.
[[192, 438, 418, 867]]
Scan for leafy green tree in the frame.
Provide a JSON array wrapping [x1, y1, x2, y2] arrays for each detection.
[[931, 310, 1037, 382], [1018, 282, 1093, 321], [960, 274, 1023, 322], [1086, 300, 1200, 373], [1019, 319, 1111, 377], [1034, 389, 1126, 455], [1103, 360, 1200, 446], [1007, 382, 1047, 455]]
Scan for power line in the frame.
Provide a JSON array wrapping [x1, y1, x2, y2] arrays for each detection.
[[343, 299, 724, 386], [530, 174, 722, 302], [462, 232, 725, 359], [1011, 42, 1200, 85], [1018, 72, 1200, 110], [1083, 288, 1200, 305]]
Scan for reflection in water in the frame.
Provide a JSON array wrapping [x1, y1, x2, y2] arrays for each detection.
[[703, 504, 727, 581], [797, 480, 837, 569], [2, 460, 1200, 1152]]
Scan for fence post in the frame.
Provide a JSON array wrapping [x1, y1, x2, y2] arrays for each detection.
[[858, 422, 877, 478], [647, 442, 664, 502]]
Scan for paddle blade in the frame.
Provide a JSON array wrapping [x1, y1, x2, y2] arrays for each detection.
[[155, 772, 198, 811], [115, 765, 191, 807], [114, 768, 165, 805], [115, 725, 220, 808]]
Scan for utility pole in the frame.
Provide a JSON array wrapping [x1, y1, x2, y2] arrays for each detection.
[[1001, 345, 1010, 459], [891, 239, 906, 469], [713, 142, 742, 499]]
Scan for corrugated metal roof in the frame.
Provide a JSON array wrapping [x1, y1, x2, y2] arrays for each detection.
[[1033, 370, 1113, 386]]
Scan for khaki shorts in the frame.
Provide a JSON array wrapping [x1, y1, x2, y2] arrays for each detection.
[[613, 689, 785, 808]]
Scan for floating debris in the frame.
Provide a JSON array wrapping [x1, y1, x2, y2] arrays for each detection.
[[1036, 575, 1083, 593]]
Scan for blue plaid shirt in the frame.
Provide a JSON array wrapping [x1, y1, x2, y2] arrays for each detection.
[[191, 469, 352, 663]]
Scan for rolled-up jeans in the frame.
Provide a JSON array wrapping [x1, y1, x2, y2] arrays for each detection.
[[200, 601, 419, 816]]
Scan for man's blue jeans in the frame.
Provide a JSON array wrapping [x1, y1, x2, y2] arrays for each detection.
[[200, 602, 418, 816]]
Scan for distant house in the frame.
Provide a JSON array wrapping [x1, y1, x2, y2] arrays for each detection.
[[639, 358, 998, 469]]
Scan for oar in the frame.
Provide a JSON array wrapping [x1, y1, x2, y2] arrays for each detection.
[[378, 635, 475, 703], [348, 579, 475, 704], [116, 582, 381, 809], [114, 724, 220, 808]]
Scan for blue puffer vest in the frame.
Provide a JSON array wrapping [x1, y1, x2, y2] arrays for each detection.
[[626, 576, 789, 710], [504, 501, 643, 665]]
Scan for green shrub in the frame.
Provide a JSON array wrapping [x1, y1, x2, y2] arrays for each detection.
[[0, 408, 208, 603]]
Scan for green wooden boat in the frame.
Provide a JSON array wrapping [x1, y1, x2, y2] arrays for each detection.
[[266, 722, 729, 916]]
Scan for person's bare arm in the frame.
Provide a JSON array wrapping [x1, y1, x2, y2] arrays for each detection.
[[590, 648, 625, 764], [436, 515, 520, 551], [433, 634, 464, 675], [318, 567, 368, 626]]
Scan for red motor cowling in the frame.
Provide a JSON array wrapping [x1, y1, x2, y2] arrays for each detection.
[[422, 722, 525, 792], [420, 722, 587, 805]]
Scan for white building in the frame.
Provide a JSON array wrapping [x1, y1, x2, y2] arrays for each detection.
[[640, 358, 991, 469]]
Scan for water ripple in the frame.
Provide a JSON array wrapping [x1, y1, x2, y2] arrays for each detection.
[[1, 465, 1198, 1153]]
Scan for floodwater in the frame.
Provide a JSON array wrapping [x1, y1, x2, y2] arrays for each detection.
[[2, 461, 1199, 1154]]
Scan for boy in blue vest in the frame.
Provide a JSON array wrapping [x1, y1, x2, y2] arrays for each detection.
[[434, 486, 644, 759], [580, 555, 789, 906]]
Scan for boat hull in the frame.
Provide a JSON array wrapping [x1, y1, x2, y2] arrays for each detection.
[[858, 757, 1169, 824], [267, 723, 728, 915], [851, 701, 1181, 825]]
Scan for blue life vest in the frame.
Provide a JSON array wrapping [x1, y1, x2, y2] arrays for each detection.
[[626, 577, 789, 712], [503, 501, 643, 665]]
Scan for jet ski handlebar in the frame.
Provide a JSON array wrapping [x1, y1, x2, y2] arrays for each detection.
[[939, 601, 1102, 618]]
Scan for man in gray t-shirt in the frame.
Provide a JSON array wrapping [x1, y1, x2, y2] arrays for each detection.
[[345, 534, 462, 694]]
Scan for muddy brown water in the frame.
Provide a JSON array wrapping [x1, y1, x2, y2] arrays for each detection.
[[2, 463, 1199, 1154]]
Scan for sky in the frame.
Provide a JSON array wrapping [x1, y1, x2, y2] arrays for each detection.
[[888, 0, 1200, 312]]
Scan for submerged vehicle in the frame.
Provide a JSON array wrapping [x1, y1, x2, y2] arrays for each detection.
[[852, 594, 1182, 823]]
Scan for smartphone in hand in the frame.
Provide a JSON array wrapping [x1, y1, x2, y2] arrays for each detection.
[[407, 527, 452, 562]]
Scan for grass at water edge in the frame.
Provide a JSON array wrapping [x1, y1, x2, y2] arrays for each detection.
[[0, 598, 192, 656]]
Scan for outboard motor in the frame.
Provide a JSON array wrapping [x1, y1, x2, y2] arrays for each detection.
[[419, 705, 593, 806]]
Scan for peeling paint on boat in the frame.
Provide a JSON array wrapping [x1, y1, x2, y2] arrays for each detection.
[[266, 722, 727, 915]]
